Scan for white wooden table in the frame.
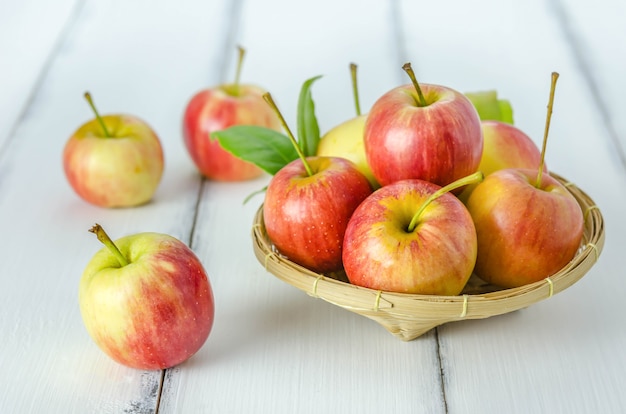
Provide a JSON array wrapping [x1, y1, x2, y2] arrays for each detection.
[[1, 1, 624, 412]]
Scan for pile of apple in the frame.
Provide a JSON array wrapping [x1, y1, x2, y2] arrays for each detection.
[[62, 47, 585, 369], [215, 65, 584, 296], [62, 47, 285, 370]]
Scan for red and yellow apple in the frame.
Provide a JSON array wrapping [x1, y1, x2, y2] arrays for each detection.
[[63, 93, 164, 208], [182, 47, 281, 181], [264, 156, 372, 273], [458, 120, 544, 202], [364, 66, 482, 188], [79, 224, 214, 370], [478, 121, 543, 176], [343, 173, 482, 295], [465, 169, 583, 288]]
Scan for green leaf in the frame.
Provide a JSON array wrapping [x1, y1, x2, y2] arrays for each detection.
[[498, 99, 514, 124], [213, 126, 299, 175], [465, 90, 515, 124], [297, 75, 322, 156]]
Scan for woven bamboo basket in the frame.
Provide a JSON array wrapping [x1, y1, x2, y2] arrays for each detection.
[[251, 173, 605, 341]]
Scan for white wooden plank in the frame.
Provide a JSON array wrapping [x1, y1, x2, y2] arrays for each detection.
[[554, 0, 626, 166], [0, 0, 79, 148], [399, 0, 626, 412], [158, 0, 446, 412], [0, 0, 233, 412]]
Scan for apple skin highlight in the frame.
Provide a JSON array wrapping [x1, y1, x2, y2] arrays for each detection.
[[79, 233, 214, 370]]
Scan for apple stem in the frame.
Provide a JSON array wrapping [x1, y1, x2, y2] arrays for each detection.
[[89, 224, 129, 267], [84, 92, 111, 138], [262, 92, 314, 177], [407, 171, 484, 232], [402, 63, 427, 107], [350, 63, 362, 116], [535, 71, 559, 188], [232, 45, 246, 97]]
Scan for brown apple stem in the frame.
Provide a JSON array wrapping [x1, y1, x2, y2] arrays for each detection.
[[89, 224, 129, 267], [262, 92, 314, 176], [535, 72, 559, 188], [84, 92, 111, 138], [350, 63, 362, 116], [407, 172, 484, 232], [232, 45, 246, 97], [402, 63, 427, 107]]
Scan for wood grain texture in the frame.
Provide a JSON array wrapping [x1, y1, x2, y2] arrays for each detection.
[[0, 0, 80, 149], [0, 0, 625, 412], [0, 0, 230, 412]]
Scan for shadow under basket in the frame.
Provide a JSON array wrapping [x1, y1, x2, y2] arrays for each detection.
[[251, 173, 605, 341]]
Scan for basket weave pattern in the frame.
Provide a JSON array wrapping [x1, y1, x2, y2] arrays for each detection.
[[252, 174, 605, 341]]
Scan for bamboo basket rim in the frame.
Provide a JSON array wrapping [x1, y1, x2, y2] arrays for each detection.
[[251, 173, 605, 340]]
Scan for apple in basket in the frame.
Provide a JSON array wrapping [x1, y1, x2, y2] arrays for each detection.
[[343, 172, 483, 295], [363, 63, 483, 188], [182, 46, 281, 181], [465, 73, 584, 288], [79, 224, 214, 370], [63, 92, 164, 208], [260, 93, 373, 273], [458, 120, 544, 202], [316, 63, 378, 187]]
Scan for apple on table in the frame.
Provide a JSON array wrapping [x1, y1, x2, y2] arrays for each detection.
[[364, 63, 483, 189], [79, 224, 214, 370], [182, 46, 281, 181], [63, 92, 164, 208]]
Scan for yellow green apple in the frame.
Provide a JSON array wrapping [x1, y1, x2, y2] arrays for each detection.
[[316, 114, 378, 187]]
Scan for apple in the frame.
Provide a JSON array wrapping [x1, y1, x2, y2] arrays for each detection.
[[458, 120, 544, 202], [478, 120, 543, 176], [317, 114, 379, 187], [465, 72, 584, 288], [63, 92, 164, 208], [465, 168, 583, 288], [264, 156, 373, 273], [316, 63, 378, 187], [79, 224, 214, 370], [364, 63, 483, 188], [182, 46, 281, 181], [343, 172, 483, 295]]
